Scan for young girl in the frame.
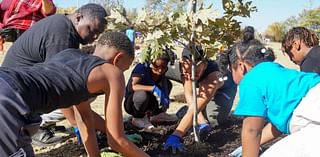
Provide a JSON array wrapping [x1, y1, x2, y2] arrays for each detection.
[[221, 39, 320, 157], [124, 52, 177, 129]]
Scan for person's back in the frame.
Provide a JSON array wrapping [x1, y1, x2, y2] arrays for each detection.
[[300, 45, 320, 73], [2, 14, 83, 67], [235, 61, 320, 133], [0, 32, 150, 157], [0, 48, 106, 113], [2, 3, 107, 67], [0, 3, 108, 146]]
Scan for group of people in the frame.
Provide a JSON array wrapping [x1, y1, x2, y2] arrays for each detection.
[[228, 26, 320, 157], [0, 1, 319, 157], [0, 2, 150, 157]]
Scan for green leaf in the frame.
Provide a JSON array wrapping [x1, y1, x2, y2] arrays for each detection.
[[101, 151, 122, 157]]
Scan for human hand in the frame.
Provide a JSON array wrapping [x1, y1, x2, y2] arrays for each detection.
[[152, 85, 170, 109], [179, 57, 192, 80], [163, 134, 187, 154]]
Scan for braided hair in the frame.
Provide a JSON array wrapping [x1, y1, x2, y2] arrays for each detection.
[[282, 27, 319, 55], [217, 38, 275, 73]]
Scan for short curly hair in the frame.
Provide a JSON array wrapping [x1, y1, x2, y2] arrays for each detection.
[[76, 3, 108, 22], [97, 32, 134, 58]]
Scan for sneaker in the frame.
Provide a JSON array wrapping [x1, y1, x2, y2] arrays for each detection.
[[132, 116, 154, 129], [150, 112, 178, 123], [176, 105, 188, 120], [32, 128, 62, 146], [40, 110, 65, 127]]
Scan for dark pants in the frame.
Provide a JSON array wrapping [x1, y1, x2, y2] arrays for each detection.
[[124, 81, 173, 118], [165, 61, 237, 126], [0, 77, 41, 157]]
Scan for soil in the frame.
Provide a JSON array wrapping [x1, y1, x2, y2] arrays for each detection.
[[34, 115, 244, 157], [33, 111, 284, 157]]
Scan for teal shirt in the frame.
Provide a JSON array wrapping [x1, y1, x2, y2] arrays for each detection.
[[234, 62, 320, 134], [126, 29, 135, 43]]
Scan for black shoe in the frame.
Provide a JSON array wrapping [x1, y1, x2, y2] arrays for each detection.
[[96, 131, 108, 149], [32, 128, 62, 146], [51, 125, 66, 132], [197, 124, 214, 142], [176, 105, 188, 120]]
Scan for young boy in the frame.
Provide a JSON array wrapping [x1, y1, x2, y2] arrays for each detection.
[[0, 32, 149, 157], [124, 51, 177, 129], [163, 46, 225, 153], [282, 26, 320, 73], [1, 3, 108, 145]]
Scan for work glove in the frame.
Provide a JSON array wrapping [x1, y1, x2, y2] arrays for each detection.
[[229, 146, 263, 157], [152, 85, 170, 109], [163, 134, 187, 154]]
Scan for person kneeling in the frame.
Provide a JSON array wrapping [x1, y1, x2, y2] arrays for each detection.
[[124, 50, 178, 130]]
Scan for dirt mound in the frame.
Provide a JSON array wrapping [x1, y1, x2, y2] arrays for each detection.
[[34, 116, 245, 157]]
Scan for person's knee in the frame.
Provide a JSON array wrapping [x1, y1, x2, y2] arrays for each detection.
[[132, 91, 149, 111], [133, 91, 148, 105]]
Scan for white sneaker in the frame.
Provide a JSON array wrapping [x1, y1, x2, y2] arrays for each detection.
[[132, 116, 154, 129], [150, 112, 178, 123]]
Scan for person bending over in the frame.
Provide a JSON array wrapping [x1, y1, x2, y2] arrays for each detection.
[[224, 38, 320, 157], [0, 32, 149, 157], [230, 26, 320, 157], [1, 3, 108, 146], [163, 46, 225, 153]]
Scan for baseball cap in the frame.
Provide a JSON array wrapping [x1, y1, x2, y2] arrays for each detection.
[[182, 45, 207, 64]]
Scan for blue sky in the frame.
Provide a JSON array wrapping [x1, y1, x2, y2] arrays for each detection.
[[53, 0, 320, 32]]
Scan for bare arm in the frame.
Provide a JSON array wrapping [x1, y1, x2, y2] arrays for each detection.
[[130, 75, 154, 92], [62, 105, 106, 133], [41, 0, 56, 15], [174, 70, 223, 137], [99, 65, 149, 157], [74, 101, 100, 157], [242, 116, 265, 157]]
